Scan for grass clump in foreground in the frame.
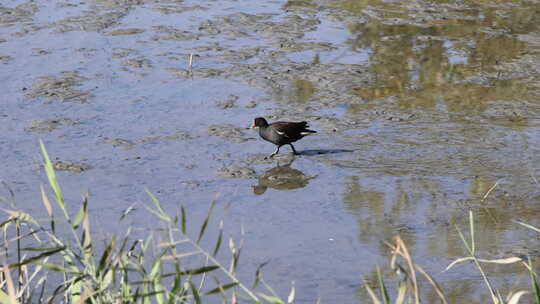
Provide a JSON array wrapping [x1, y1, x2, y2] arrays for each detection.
[[364, 211, 540, 304], [0, 142, 293, 304]]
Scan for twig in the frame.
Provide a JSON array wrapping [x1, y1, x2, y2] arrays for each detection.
[[188, 53, 194, 76], [481, 180, 501, 202]]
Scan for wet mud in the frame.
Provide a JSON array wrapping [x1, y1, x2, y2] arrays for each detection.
[[26, 71, 92, 103], [208, 124, 252, 142], [1, 0, 540, 302], [51, 160, 93, 173], [104, 131, 196, 149], [27, 117, 80, 132]]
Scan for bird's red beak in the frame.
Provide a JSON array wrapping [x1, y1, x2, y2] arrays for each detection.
[[250, 122, 256, 128]]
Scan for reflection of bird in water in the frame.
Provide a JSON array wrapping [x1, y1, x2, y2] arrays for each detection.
[[252, 158, 316, 195]]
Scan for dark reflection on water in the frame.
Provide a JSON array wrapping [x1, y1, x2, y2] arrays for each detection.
[[298, 148, 354, 156], [252, 158, 316, 195]]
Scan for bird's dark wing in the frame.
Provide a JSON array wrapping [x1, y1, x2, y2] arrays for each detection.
[[271, 121, 309, 133]]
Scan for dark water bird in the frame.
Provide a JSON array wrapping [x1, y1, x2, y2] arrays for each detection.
[[251, 117, 316, 157]]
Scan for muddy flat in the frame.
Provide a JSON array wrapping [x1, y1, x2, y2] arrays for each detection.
[[1, 0, 540, 302]]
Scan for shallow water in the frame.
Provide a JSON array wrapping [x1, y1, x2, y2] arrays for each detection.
[[1, 0, 540, 302]]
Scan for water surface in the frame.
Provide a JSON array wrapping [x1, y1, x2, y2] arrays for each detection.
[[1, 0, 540, 302]]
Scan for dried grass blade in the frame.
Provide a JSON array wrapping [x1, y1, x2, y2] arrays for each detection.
[[506, 290, 528, 304], [1, 231, 38, 250], [394, 236, 419, 304], [0, 290, 14, 304], [516, 221, 540, 233], [287, 281, 295, 304], [162, 251, 201, 260], [1, 261, 19, 304], [363, 280, 382, 304], [444, 256, 475, 272], [40, 185, 53, 217], [73, 290, 96, 304], [2, 209, 36, 225], [395, 279, 407, 304], [481, 180, 500, 202], [40, 185, 55, 233], [477, 257, 523, 264], [414, 264, 447, 304]]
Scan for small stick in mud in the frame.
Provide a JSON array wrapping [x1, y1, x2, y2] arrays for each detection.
[[188, 53, 194, 76], [481, 179, 501, 202]]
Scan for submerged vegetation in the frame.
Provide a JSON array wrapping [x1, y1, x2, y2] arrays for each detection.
[[0, 144, 539, 303]]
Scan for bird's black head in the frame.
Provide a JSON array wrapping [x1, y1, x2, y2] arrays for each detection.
[[252, 117, 269, 128]]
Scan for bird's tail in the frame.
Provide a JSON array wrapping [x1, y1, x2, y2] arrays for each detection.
[[301, 129, 317, 135], [299, 122, 317, 135]]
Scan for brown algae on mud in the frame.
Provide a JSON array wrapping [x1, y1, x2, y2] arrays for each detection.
[[0, 3, 38, 24], [152, 4, 207, 15], [53, 4, 131, 33], [52, 160, 93, 173], [138, 131, 196, 143], [27, 118, 80, 132], [104, 138, 136, 149], [120, 56, 152, 68], [167, 67, 224, 78], [151, 25, 199, 41], [36, 159, 93, 173], [26, 71, 92, 103], [106, 28, 145, 36], [214, 95, 239, 109], [104, 132, 196, 149], [208, 124, 251, 142], [112, 48, 139, 58], [0, 55, 11, 64], [217, 166, 257, 179]]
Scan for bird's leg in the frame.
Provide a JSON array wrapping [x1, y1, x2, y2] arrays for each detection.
[[269, 145, 281, 158], [289, 144, 298, 155]]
